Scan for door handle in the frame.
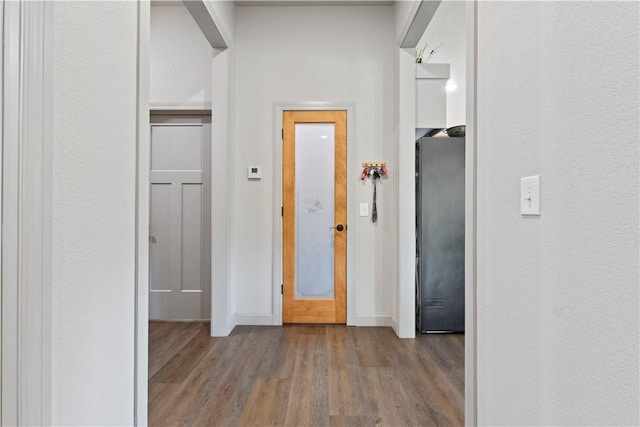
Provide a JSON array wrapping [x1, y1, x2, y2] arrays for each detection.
[[329, 224, 345, 232]]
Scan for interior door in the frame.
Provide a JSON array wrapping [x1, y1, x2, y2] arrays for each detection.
[[149, 116, 211, 321], [283, 110, 347, 324]]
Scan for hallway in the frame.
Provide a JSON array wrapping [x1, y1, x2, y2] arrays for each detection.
[[149, 323, 464, 426]]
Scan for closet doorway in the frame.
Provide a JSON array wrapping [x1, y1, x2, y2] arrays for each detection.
[[149, 114, 211, 321]]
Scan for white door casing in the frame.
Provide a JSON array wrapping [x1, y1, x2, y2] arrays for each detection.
[[149, 116, 211, 321], [2, 1, 52, 424], [272, 103, 356, 326]]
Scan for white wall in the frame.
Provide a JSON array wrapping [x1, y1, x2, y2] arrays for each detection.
[[234, 5, 395, 324], [476, 1, 639, 425], [417, 0, 465, 128], [51, 2, 137, 424], [150, 3, 213, 107]]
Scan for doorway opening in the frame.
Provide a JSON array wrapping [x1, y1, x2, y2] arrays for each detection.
[[148, 113, 212, 323], [414, 0, 467, 334], [398, 0, 478, 423], [137, 1, 478, 424], [272, 103, 356, 327]]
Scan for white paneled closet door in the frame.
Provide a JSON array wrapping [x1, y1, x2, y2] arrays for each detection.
[[149, 116, 211, 321]]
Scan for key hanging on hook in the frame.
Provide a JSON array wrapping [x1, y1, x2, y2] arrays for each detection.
[[359, 162, 387, 223], [361, 167, 368, 181], [372, 173, 378, 223]]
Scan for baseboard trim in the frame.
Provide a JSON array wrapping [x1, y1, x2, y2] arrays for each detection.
[[233, 314, 395, 328], [390, 316, 399, 335], [235, 313, 275, 326], [228, 313, 238, 333], [350, 315, 394, 327]]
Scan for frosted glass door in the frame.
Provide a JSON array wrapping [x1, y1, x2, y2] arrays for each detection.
[[282, 110, 346, 324], [295, 124, 335, 298]]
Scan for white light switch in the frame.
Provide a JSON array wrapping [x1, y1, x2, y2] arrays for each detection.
[[359, 202, 369, 217], [520, 175, 541, 215]]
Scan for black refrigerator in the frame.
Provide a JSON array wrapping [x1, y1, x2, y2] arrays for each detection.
[[416, 136, 465, 333]]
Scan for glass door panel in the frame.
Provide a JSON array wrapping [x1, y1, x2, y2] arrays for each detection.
[[294, 123, 335, 298]]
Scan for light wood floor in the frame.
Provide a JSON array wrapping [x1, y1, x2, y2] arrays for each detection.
[[149, 323, 464, 427]]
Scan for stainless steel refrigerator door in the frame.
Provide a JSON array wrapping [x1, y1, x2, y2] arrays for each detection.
[[418, 137, 465, 332]]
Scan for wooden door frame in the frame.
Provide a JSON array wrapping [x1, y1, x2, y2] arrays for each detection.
[[273, 103, 356, 326]]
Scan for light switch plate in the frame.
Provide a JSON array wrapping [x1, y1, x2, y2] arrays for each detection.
[[521, 175, 541, 215], [359, 202, 369, 217]]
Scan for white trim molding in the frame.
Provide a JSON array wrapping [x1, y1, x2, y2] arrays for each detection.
[[233, 313, 395, 328], [396, 47, 417, 339], [150, 100, 212, 112], [2, 2, 21, 422], [0, 0, 4, 414], [2, 1, 53, 424], [234, 313, 275, 326], [272, 102, 357, 326], [0, 2, 20, 425], [351, 315, 394, 327], [134, 1, 151, 426], [210, 48, 235, 337], [465, 2, 478, 425]]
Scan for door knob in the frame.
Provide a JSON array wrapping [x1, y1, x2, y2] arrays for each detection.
[[335, 224, 344, 231]]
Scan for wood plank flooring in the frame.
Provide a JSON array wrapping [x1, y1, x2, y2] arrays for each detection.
[[149, 323, 464, 427]]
